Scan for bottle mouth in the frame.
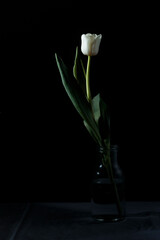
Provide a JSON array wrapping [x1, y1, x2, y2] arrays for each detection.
[[99, 144, 119, 154], [111, 145, 119, 151]]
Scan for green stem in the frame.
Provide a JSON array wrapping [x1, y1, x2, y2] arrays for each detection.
[[104, 154, 123, 217], [86, 56, 91, 102]]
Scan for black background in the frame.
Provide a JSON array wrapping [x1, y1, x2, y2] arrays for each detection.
[[0, 3, 159, 202]]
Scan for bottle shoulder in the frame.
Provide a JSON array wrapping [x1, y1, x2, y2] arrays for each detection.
[[94, 162, 124, 179]]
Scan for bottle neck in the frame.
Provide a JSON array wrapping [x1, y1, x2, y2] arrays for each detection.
[[99, 145, 119, 165], [110, 145, 119, 166], [97, 145, 122, 178]]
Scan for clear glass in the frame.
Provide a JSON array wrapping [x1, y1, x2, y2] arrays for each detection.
[[91, 145, 125, 222]]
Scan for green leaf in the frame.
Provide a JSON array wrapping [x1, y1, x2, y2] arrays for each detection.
[[91, 93, 110, 141], [91, 93, 101, 124], [73, 47, 86, 95], [84, 120, 101, 145], [55, 53, 102, 145]]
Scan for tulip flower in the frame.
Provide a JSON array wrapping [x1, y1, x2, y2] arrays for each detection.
[[81, 33, 102, 56]]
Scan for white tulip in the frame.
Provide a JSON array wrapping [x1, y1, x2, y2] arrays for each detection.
[[81, 33, 102, 56]]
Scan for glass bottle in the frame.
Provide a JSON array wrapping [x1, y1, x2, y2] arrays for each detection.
[[91, 145, 125, 222]]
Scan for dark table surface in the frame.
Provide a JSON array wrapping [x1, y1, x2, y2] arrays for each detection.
[[0, 202, 160, 240]]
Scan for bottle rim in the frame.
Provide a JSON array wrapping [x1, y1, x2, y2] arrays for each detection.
[[99, 144, 119, 154], [111, 144, 119, 151]]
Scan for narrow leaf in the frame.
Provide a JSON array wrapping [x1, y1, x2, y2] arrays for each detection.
[[55, 53, 102, 145], [91, 93, 101, 124], [92, 93, 110, 141], [73, 47, 86, 95], [84, 120, 101, 145]]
